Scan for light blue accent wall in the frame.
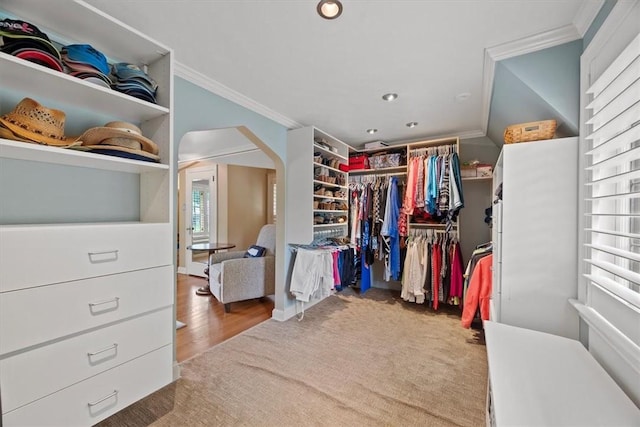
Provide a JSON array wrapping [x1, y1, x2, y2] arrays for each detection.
[[584, 0, 618, 50], [500, 40, 582, 132], [173, 77, 287, 161], [487, 40, 582, 146], [0, 158, 140, 224]]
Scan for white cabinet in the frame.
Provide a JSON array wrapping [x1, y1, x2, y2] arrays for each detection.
[[484, 321, 640, 426], [491, 137, 578, 339], [0, 1, 174, 425], [287, 126, 350, 244]]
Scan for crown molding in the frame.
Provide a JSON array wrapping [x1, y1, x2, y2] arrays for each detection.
[[573, 0, 606, 37], [480, 23, 582, 135], [174, 62, 303, 130]]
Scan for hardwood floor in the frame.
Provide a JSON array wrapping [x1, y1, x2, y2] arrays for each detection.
[[175, 273, 274, 362]]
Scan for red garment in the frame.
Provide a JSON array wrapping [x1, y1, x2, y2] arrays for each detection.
[[461, 254, 493, 328]]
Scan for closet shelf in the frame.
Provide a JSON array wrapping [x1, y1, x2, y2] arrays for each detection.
[[349, 165, 407, 175], [313, 162, 347, 174], [408, 222, 457, 228], [462, 176, 492, 181], [313, 195, 347, 201], [0, 139, 169, 173], [313, 144, 348, 161], [314, 209, 348, 214], [313, 179, 348, 189], [314, 223, 348, 228], [0, 53, 169, 122]]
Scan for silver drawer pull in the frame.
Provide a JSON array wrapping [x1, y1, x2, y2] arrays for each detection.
[[87, 343, 118, 357], [87, 390, 118, 407], [88, 250, 119, 263], [88, 297, 120, 308]]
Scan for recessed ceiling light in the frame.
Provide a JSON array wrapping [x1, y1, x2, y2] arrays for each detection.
[[406, 122, 418, 128], [382, 93, 398, 102], [455, 92, 471, 103], [317, 0, 343, 20], [366, 128, 378, 134]]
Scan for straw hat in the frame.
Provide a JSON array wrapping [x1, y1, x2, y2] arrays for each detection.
[[0, 97, 78, 146], [76, 121, 160, 161]]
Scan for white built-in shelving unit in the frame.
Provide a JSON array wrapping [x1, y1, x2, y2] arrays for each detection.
[[0, 0, 175, 425]]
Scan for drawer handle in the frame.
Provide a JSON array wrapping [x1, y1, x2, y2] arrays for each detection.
[[87, 343, 118, 357], [87, 390, 118, 407], [88, 250, 119, 263], [88, 297, 120, 309]]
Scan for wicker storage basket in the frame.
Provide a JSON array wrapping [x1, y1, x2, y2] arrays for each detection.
[[504, 120, 556, 144]]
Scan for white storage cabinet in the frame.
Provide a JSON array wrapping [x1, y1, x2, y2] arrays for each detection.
[[491, 137, 578, 339], [0, 1, 175, 425]]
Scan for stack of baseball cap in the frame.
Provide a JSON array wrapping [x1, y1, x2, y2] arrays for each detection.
[[61, 44, 112, 89], [0, 19, 63, 72], [110, 63, 158, 104]]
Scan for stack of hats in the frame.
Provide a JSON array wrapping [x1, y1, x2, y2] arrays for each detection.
[[61, 44, 112, 88], [0, 19, 63, 72], [75, 121, 160, 163], [110, 63, 158, 104], [0, 97, 80, 148]]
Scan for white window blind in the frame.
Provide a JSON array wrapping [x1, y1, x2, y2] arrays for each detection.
[[584, 32, 640, 345]]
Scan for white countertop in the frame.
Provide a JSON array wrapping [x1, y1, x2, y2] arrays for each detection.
[[484, 321, 640, 426]]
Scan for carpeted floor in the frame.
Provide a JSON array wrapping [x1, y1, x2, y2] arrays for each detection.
[[99, 288, 488, 427]]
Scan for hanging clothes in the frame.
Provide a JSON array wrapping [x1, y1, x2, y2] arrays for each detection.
[[461, 253, 493, 328]]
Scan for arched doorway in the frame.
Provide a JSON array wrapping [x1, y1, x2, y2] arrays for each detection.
[[174, 126, 285, 361]]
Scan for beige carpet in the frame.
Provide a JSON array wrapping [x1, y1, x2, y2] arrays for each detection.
[[99, 288, 488, 427]]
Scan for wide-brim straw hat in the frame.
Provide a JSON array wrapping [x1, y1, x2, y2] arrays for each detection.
[[76, 121, 159, 155], [0, 97, 78, 147]]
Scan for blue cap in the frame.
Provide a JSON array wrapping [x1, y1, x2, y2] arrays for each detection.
[[112, 62, 158, 91], [62, 44, 109, 75]]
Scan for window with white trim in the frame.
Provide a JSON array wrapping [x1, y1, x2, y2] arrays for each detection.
[[584, 33, 640, 309]]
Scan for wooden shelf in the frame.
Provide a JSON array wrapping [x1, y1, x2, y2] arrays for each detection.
[[0, 139, 169, 173]]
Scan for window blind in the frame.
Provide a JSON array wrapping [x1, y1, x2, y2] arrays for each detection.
[[584, 31, 640, 329]]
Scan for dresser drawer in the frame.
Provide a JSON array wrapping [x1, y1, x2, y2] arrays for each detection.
[[0, 222, 172, 292], [0, 265, 173, 355], [1, 307, 172, 414], [2, 345, 173, 427]]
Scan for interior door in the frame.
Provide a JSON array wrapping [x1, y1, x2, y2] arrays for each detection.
[[186, 167, 217, 277]]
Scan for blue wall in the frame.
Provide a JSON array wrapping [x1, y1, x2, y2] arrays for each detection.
[[173, 77, 287, 160], [487, 40, 582, 146], [583, 0, 618, 50]]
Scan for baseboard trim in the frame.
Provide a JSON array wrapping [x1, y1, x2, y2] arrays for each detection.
[[177, 266, 187, 275], [172, 361, 181, 381], [272, 295, 330, 321]]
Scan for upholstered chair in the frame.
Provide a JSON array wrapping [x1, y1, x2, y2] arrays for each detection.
[[208, 224, 276, 312]]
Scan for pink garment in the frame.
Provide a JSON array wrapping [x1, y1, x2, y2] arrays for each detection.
[[402, 157, 419, 214], [332, 251, 340, 287], [461, 254, 493, 328]]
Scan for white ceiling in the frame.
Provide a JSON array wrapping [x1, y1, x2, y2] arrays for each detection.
[[87, 0, 600, 147]]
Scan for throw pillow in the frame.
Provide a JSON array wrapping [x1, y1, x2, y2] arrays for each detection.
[[244, 245, 267, 258]]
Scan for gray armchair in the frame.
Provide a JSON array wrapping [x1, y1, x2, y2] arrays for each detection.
[[208, 224, 276, 312]]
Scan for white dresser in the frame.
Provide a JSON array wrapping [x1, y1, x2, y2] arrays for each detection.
[[0, 1, 175, 425]]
